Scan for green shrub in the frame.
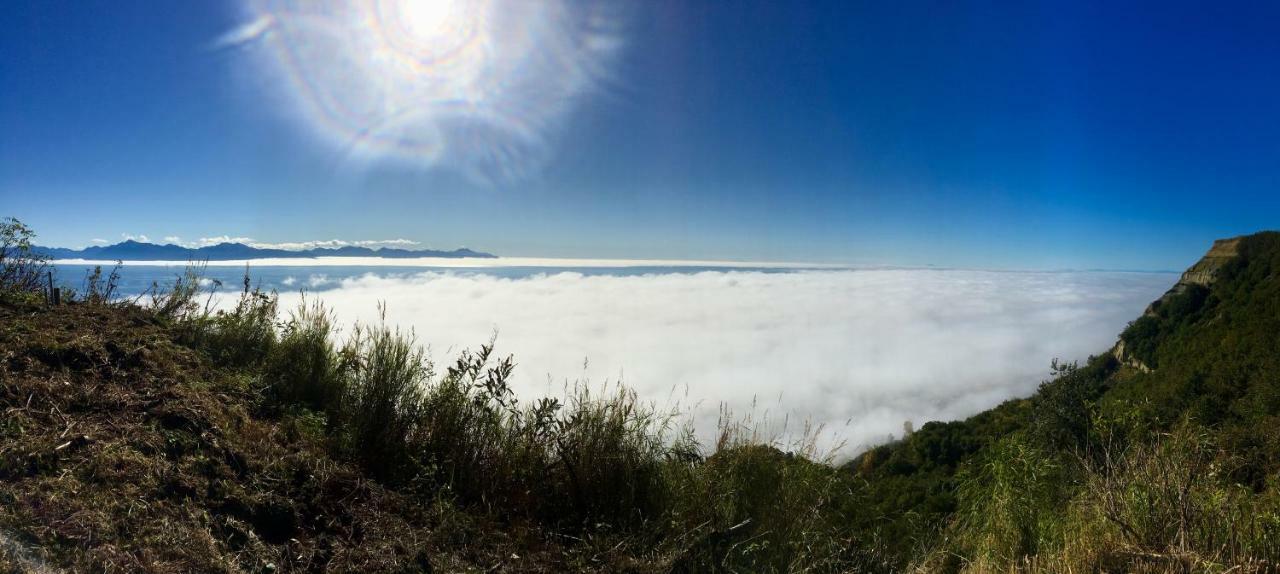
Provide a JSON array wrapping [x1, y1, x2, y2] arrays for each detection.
[[661, 426, 868, 572], [952, 433, 1069, 565], [338, 307, 431, 480], [407, 348, 679, 531], [408, 342, 518, 502], [1029, 357, 1112, 453], [1070, 423, 1280, 567], [196, 288, 279, 368], [156, 267, 280, 369], [0, 217, 50, 297], [268, 297, 344, 418], [148, 263, 211, 320], [79, 263, 123, 305], [1119, 283, 1210, 369], [541, 384, 674, 529]]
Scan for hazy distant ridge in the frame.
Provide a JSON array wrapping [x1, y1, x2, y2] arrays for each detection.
[[36, 240, 496, 261]]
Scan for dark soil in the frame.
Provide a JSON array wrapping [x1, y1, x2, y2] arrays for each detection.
[[0, 300, 621, 573]]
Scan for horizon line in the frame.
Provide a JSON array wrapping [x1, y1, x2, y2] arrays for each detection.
[[47, 256, 1183, 275]]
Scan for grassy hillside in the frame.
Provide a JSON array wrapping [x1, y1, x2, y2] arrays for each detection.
[[1, 218, 1278, 572], [850, 232, 1280, 571]]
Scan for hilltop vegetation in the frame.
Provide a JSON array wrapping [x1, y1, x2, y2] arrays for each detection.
[[851, 232, 1280, 571], [1, 217, 1279, 572]]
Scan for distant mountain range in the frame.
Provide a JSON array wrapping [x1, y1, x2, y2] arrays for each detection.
[[35, 240, 496, 261]]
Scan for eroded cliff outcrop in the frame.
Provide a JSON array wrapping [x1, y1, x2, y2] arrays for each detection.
[[1110, 236, 1243, 371]]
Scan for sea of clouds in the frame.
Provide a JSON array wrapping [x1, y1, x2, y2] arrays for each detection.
[[256, 268, 1172, 456]]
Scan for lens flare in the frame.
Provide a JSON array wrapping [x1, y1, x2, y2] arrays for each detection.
[[396, 0, 457, 38], [227, 0, 623, 183]]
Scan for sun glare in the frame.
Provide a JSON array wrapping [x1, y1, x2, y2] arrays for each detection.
[[396, 0, 456, 39], [230, 0, 621, 184], [376, 0, 473, 61]]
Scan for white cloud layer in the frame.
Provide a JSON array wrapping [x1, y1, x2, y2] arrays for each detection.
[[66, 255, 839, 268], [193, 235, 255, 247], [247, 238, 422, 250], [257, 269, 1174, 455]]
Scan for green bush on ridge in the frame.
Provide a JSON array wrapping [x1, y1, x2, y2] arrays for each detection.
[[268, 297, 344, 417], [0, 217, 51, 302]]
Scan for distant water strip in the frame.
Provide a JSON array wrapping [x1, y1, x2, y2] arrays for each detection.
[[52, 256, 846, 269]]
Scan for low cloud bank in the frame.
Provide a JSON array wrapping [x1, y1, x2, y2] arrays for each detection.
[[263, 269, 1173, 455]]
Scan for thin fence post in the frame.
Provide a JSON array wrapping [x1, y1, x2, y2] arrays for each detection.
[[47, 271, 55, 305]]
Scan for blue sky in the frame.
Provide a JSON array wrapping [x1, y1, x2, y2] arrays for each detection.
[[1, 0, 1277, 269]]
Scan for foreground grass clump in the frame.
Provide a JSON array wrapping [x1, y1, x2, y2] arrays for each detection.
[[268, 298, 344, 416], [919, 420, 1280, 573]]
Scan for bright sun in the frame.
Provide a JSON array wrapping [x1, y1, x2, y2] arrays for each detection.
[[375, 0, 474, 59], [232, 0, 621, 183], [397, 0, 458, 39]]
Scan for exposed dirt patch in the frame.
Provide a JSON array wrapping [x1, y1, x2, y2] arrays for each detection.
[[0, 301, 605, 573]]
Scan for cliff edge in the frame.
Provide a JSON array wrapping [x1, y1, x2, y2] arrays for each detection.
[[1113, 238, 1243, 375]]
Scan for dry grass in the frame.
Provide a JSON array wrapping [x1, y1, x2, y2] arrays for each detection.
[[0, 299, 607, 572]]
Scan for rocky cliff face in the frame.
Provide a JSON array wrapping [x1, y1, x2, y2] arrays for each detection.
[[1175, 236, 1242, 289], [1110, 236, 1243, 371]]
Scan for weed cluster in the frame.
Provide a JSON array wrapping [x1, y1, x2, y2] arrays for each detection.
[[919, 416, 1280, 573], [0, 217, 50, 301]]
